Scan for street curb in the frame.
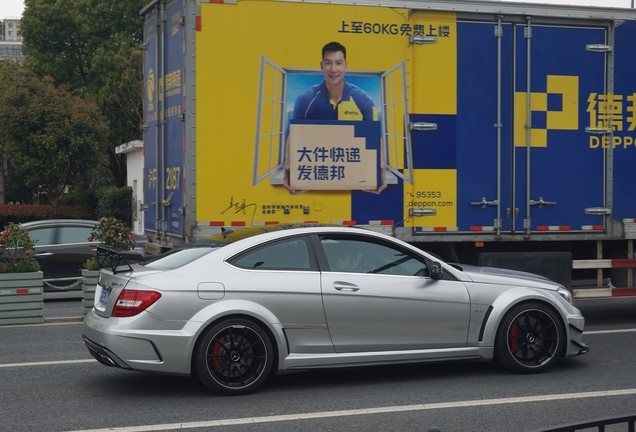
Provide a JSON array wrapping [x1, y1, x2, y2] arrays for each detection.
[[45, 316, 83, 323], [43, 292, 83, 302]]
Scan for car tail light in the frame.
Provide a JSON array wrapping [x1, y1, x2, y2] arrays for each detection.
[[111, 289, 161, 318]]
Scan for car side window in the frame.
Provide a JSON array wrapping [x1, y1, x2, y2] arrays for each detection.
[[28, 228, 56, 246], [320, 236, 428, 276], [58, 227, 94, 244], [229, 238, 312, 271]]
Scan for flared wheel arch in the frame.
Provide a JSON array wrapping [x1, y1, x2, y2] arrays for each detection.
[[493, 299, 568, 372], [191, 313, 281, 377]]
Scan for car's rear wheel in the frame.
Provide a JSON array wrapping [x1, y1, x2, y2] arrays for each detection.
[[194, 318, 273, 395], [494, 302, 563, 373]]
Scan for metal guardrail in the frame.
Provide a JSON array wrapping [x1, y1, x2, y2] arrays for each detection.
[[529, 413, 636, 432], [427, 413, 636, 432], [43, 278, 84, 291], [572, 239, 636, 294]]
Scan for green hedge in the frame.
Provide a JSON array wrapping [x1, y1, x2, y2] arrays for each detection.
[[0, 204, 93, 227], [0, 186, 134, 227], [60, 188, 99, 213]]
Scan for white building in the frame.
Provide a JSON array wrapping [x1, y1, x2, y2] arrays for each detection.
[[1, 18, 22, 42], [115, 140, 144, 235], [0, 17, 23, 63]]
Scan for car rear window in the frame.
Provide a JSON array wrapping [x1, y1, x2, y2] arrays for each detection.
[[142, 246, 216, 269], [229, 238, 311, 270]]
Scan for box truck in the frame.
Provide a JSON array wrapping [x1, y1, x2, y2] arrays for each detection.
[[140, 0, 636, 296]]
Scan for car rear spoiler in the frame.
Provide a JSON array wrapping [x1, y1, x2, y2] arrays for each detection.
[[95, 245, 145, 274]]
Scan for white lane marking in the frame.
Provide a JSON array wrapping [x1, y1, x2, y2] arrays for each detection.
[[0, 321, 83, 329], [584, 328, 636, 335], [0, 359, 95, 368], [64, 388, 636, 432]]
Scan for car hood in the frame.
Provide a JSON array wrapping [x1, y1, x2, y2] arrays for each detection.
[[452, 264, 561, 290]]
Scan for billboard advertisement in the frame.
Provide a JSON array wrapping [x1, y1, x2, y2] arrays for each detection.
[[193, 1, 634, 232], [196, 2, 457, 227]]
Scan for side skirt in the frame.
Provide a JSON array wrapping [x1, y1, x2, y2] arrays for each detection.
[[278, 347, 491, 371]]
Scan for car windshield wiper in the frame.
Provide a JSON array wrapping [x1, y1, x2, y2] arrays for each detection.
[[371, 255, 411, 274]]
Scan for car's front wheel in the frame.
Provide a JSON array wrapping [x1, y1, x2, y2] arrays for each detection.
[[194, 318, 273, 395], [494, 302, 564, 373]]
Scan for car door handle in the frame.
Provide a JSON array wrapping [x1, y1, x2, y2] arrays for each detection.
[[333, 281, 360, 292], [34, 253, 54, 257]]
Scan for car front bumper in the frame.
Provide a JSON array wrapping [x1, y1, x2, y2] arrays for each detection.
[[565, 313, 588, 358]]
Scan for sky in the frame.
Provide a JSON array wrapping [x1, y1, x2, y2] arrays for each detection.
[[0, 0, 634, 19]]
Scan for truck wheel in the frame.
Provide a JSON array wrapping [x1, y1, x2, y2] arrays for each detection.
[[494, 302, 563, 374], [194, 318, 273, 395]]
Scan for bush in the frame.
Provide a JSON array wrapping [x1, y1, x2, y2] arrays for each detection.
[[89, 217, 135, 251], [95, 187, 133, 227], [0, 223, 41, 273], [62, 186, 133, 226], [84, 217, 134, 270], [60, 189, 99, 214]]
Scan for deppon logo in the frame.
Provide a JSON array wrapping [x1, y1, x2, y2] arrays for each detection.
[[514, 75, 579, 148], [147, 68, 155, 109]]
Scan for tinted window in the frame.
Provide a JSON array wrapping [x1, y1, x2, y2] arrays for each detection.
[[28, 228, 56, 246], [143, 246, 215, 269], [320, 236, 428, 276], [230, 238, 311, 270], [58, 226, 93, 244]]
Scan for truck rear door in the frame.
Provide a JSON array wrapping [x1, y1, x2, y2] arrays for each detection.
[[142, 0, 185, 239], [513, 23, 606, 233], [455, 19, 606, 234]]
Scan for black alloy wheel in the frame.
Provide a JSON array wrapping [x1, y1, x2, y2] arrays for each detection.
[[494, 302, 563, 373], [194, 318, 273, 395]]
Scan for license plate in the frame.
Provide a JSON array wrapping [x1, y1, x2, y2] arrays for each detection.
[[99, 286, 112, 305]]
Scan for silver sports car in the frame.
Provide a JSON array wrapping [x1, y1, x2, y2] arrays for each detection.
[[83, 225, 588, 395]]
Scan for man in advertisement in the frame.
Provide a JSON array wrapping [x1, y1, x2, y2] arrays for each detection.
[[292, 42, 377, 122], [283, 41, 387, 195]]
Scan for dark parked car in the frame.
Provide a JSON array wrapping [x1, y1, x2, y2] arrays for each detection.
[[21, 219, 148, 290]]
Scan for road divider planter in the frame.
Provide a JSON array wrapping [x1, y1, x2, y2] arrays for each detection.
[[82, 269, 99, 316], [0, 271, 44, 325]]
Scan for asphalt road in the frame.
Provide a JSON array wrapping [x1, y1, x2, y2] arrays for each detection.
[[1, 296, 635, 432]]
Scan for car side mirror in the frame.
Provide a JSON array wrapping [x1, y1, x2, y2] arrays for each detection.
[[429, 261, 443, 280]]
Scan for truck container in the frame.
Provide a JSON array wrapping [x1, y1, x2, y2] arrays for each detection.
[[139, 0, 636, 297]]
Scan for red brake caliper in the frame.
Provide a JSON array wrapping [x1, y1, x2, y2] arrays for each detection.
[[509, 323, 519, 352], [211, 341, 221, 369]]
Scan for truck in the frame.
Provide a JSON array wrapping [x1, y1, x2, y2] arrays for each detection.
[[139, 0, 636, 298]]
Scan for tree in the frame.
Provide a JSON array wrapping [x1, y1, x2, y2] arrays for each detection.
[[21, 0, 146, 187], [91, 32, 144, 187], [0, 70, 109, 211], [0, 61, 23, 204]]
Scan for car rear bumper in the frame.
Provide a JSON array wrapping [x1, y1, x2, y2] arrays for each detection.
[[83, 336, 132, 369], [82, 309, 194, 376]]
